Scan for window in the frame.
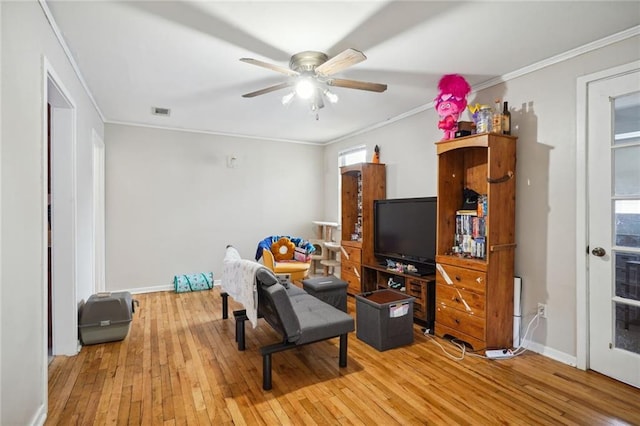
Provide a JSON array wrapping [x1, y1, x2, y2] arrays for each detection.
[[337, 145, 366, 226], [338, 145, 366, 167]]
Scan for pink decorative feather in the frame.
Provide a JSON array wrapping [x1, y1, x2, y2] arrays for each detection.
[[437, 74, 471, 99]]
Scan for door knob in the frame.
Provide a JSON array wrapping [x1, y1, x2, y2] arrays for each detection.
[[591, 247, 606, 257]]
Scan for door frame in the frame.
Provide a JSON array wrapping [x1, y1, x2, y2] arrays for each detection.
[[43, 57, 79, 359], [91, 129, 106, 293], [576, 60, 640, 370]]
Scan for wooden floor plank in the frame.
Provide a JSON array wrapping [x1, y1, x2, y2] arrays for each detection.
[[45, 288, 640, 425]]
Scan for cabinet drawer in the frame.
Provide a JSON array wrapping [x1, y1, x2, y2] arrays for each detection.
[[436, 283, 485, 317], [413, 301, 425, 319], [341, 270, 361, 295], [341, 259, 361, 277], [406, 279, 426, 297], [436, 263, 486, 295], [436, 304, 485, 341], [341, 245, 361, 264]]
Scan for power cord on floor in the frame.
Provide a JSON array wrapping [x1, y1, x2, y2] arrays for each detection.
[[422, 330, 467, 361], [511, 311, 541, 357], [422, 312, 541, 361]]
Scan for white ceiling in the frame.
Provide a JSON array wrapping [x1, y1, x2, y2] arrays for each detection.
[[45, 1, 640, 144]]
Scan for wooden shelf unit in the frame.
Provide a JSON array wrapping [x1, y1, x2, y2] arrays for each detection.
[[434, 133, 517, 351], [362, 264, 435, 328], [340, 163, 386, 295]]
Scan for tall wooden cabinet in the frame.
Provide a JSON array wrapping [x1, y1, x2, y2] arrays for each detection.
[[340, 163, 386, 295], [434, 133, 517, 350]]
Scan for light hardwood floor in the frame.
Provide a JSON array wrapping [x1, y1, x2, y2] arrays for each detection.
[[47, 288, 640, 425]]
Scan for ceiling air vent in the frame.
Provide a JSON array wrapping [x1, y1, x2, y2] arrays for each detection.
[[151, 107, 171, 117]]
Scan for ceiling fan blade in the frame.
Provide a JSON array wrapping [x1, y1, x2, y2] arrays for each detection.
[[240, 58, 299, 76], [326, 78, 387, 93], [315, 48, 367, 76], [242, 81, 294, 98]]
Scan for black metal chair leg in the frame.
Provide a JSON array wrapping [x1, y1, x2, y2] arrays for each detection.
[[221, 292, 228, 319], [233, 310, 247, 351], [263, 353, 272, 390], [339, 333, 348, 367]]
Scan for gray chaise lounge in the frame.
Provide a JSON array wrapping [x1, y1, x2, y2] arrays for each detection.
[[221, 267, 355, 390]]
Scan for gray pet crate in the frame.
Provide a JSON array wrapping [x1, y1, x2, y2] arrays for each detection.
[[79, 291, 137, 345]]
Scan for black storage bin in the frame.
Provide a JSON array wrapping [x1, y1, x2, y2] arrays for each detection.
[[302, 275, 348, 312], [355, 289, 414, 351]]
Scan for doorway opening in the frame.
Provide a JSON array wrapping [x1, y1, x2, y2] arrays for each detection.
[[45, 60, 79, 359]]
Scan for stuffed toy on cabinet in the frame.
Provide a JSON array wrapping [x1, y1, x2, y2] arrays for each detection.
[[434, 74, 471, 140]]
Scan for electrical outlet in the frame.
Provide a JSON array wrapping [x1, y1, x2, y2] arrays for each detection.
[[537, 303, 547, 319]]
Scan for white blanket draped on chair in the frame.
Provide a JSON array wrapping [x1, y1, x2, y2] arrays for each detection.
[[220, 246, 264, 328]]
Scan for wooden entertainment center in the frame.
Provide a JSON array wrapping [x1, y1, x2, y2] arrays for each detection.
[[340, 161, 435, 329], [434, 133, 517, 351], [340, 162, 386, 296], [361, 264, 435, 328], [340, 133, 516, 340]]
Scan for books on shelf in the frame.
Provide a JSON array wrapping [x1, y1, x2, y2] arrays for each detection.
[[477, 194, 488, 217], [454, 194, 488, 259], [456, 214, 485, 238]]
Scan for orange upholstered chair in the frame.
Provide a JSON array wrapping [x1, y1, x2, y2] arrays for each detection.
[[262, 248, 310, 282]]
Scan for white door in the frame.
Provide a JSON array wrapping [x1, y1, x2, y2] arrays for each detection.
[[588, 69, 640, 388]]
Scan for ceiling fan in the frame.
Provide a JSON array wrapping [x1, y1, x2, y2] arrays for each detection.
[[240, 48, 387, 113]]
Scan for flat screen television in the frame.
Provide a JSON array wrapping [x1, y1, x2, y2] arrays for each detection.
[[373, 197, 437, 275]]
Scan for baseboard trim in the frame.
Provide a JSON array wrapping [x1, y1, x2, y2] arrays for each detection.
[[522, 339, 577, 367], [113, 279, 221, 295], [126, 284, 173, 294], [30, 403, 47, 426]]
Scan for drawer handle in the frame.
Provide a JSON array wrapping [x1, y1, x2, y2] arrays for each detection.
[[455, 289, 472, 312], [487, 170, 514, 184], [454, 318, 460, 325], [455, 276, 461, 281], [340, 246, 349, 260], [453, 297, 461, 303]]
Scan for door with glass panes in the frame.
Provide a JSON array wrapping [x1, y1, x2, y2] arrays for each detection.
[[588, 69, 640, 388]]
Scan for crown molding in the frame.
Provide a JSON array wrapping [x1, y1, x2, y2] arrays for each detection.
[[39, 1, 638, 147], [325, 25, 640, 146], [105, 120, 321, 146], [39, 0, 105, 122]]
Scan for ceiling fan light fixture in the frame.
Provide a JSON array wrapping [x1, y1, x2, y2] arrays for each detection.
[[240, 48, 386, 112], [295, 78, 315, 99], [281, 91, 295, 106], [323, 89, 339, 104]]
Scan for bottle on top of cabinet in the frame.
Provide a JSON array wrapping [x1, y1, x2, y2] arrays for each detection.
[[502, 101, 511, 135]]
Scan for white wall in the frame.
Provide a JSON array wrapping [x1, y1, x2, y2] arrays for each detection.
[[104, 124, 324, 292], [0, 1, 636, 423], [323, 110, 440, 225], [323, 35, 640, 361], [1, 1, 103, 424]]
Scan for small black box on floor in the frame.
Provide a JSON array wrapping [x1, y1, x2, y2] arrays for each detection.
[[302, 275, 348, 312], [79, 292, 137, 345], [355, 289, 414, 351]]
